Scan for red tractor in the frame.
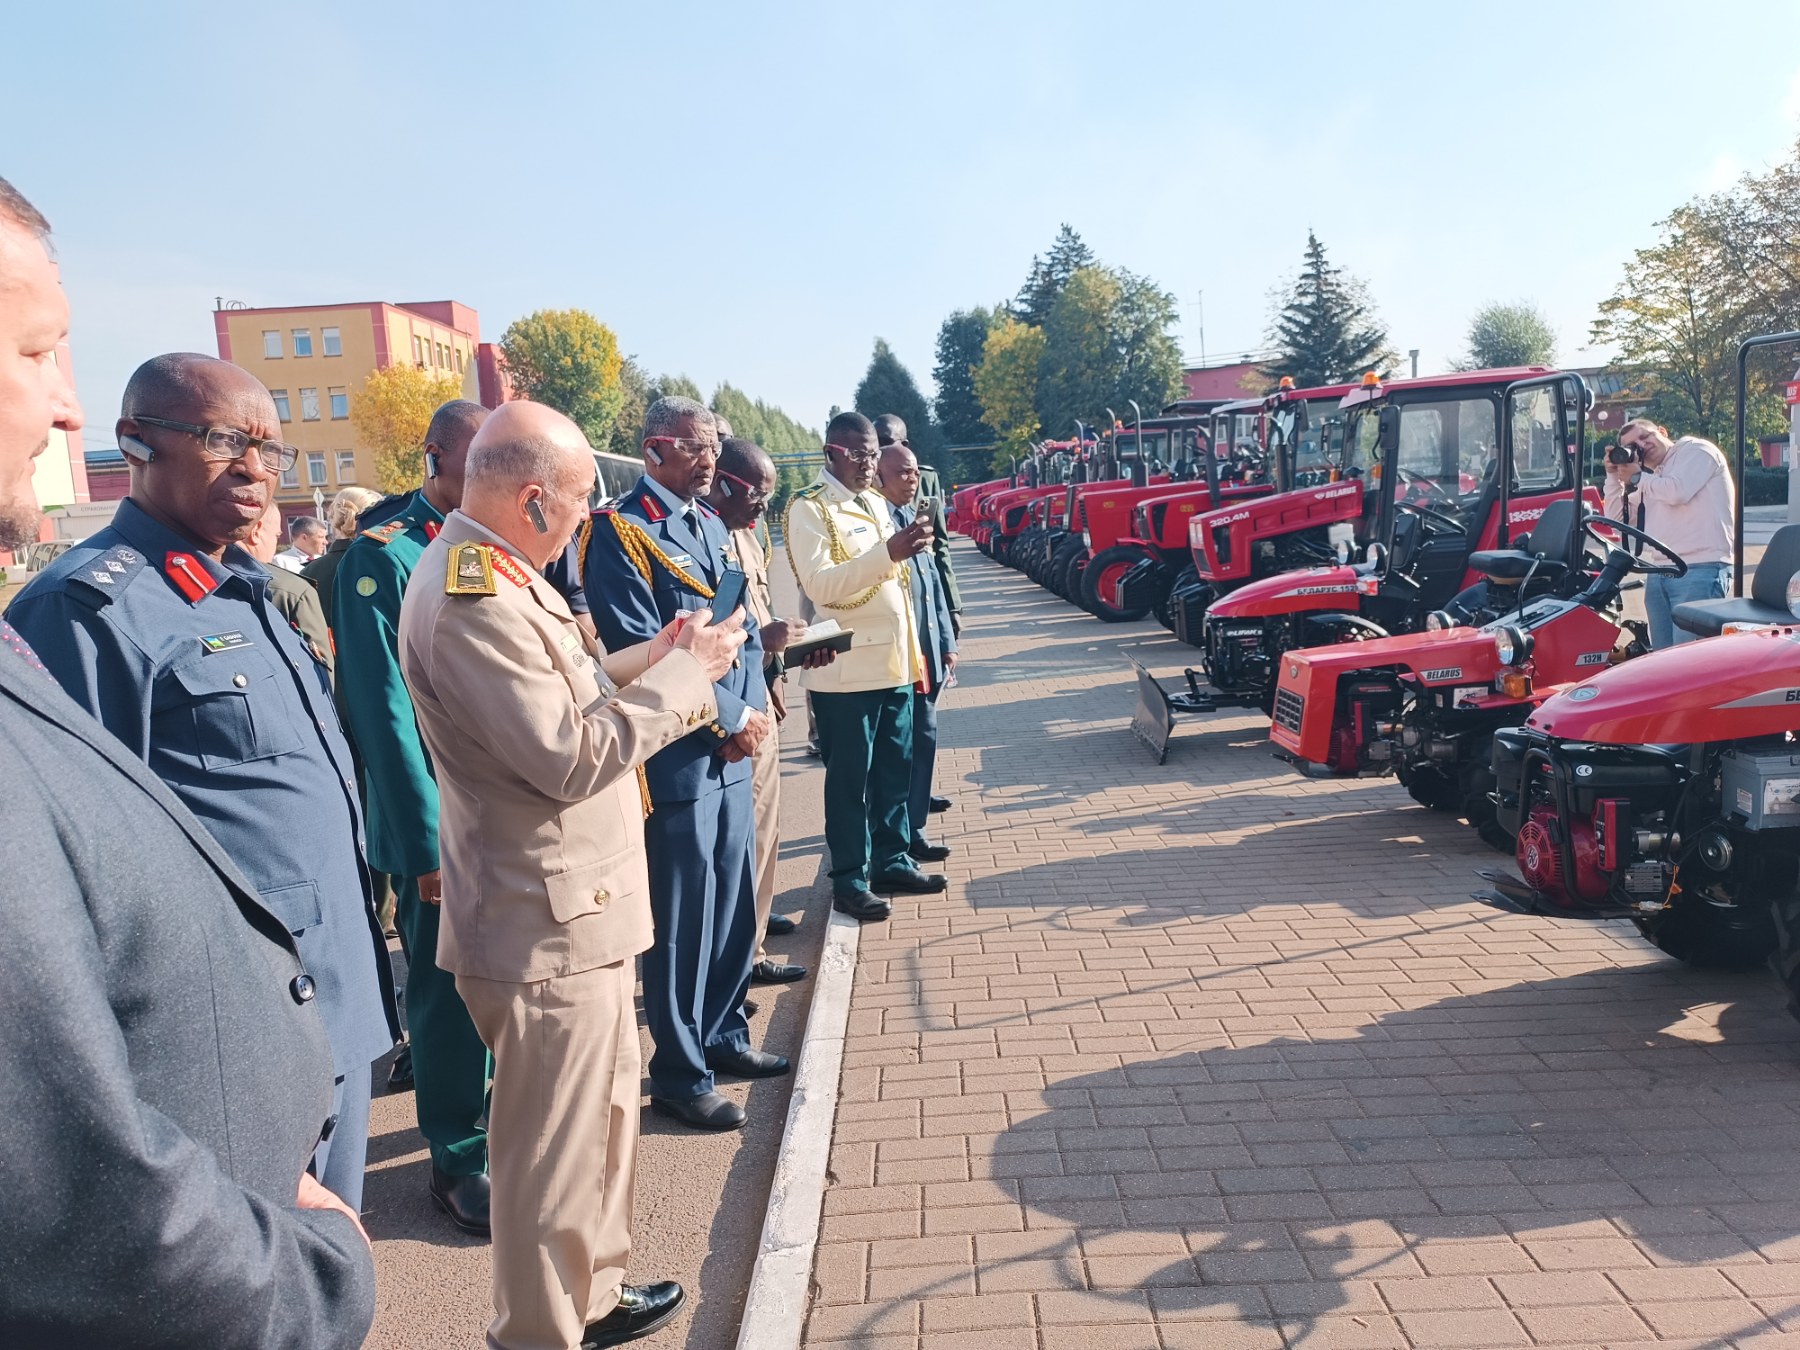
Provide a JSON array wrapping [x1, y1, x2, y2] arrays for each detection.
[[1477, 332, 1800, 978], [948, 477, 1009, 536]]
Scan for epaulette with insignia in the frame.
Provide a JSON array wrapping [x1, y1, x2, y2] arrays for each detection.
[[361, 521, 407, 546], [639, 493, 668, 523], [65, 544, 149, 606], [445, 542, 531, 596], [794, 483, 825, 500]]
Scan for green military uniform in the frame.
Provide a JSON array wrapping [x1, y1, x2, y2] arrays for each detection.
[[916, 465, 963, 620], [334, 491, 489, 1179]]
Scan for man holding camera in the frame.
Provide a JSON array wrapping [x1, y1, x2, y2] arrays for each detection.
[[1603, 418, 1735, 647]]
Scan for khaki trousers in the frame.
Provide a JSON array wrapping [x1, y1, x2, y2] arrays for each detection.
[[458, 960, 639, 1350], [749, 716, 781, 962]]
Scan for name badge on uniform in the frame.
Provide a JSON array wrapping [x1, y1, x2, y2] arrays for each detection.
[[558, 629, 591, 668], [848, 524, 872, 536], [199, 631, 252, 654], [666, 553, 696, 570]]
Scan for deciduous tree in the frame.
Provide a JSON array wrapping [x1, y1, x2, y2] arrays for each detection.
[[974, 316, 1046, 468], [1264, 232, 1395, 387], [932, 307, 995, 445], [496, 308, 625, 448], [350, 364, 466, 492], [1460, 301, 1557, 369], [1035, 266, 1185, 437], [854, 338, 939, 454]]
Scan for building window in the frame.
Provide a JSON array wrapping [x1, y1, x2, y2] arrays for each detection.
[[300, 387, 320, 421], [336, 451, 357, 483], [271, 389, 291, 423], [280, 463, 299, 489], [455, 347, 464, 374], [328, 386, 348, 420], [438, 342, 448, 367], [262, 330, 282, 359], [322, 326, 341, 357], [292, 329, 313, 358], [306, 452, 327, 486], [413, 334, 425, 365]]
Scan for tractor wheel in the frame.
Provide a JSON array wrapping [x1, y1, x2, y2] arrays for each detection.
[[1056, 548, 1090, 603], [1459, 737, 1512, 853], [1635, 902, 1777, 971], [1772, 890, 1800, 1024], [1401, 764, 1458, 812], [1079, 547, 1152, 622], [1157, 565, 1197, 632]]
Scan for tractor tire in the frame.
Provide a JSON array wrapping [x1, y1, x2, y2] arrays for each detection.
[[1773, 890, 1800, 1024], [1401, 764, 1459, 813], [1079, 546, 1152, 622], [1459, 737, 1512, 853], [1157, 565, 1197, 632], [1635, 902, 1776, 971], [1056, 548, 1090, 603]]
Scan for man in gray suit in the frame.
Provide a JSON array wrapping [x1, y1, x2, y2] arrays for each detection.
[[0, 175, 375, 1347]]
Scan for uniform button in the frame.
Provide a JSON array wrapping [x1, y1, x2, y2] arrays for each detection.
[[290, 974, 317, 1003], [232, 673, 249, 688], [593, 890, 609, 908]]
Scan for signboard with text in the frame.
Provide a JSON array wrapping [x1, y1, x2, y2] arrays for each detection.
[[1788, 380, 1800, 405]]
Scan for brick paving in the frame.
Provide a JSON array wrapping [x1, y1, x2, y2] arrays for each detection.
[[801, 540, 1800, 1350]]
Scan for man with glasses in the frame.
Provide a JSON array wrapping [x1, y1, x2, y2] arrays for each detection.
[[580, 396, 780, 1131], [1604, 418, 1735, 647], [8, 352, 399, 1215], [785, 411, 944, 922]]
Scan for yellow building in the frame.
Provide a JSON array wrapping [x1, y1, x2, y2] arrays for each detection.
[[213, 299, 486, 518]]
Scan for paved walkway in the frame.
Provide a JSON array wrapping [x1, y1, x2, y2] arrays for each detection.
[[801, 540, 1800, 1350]]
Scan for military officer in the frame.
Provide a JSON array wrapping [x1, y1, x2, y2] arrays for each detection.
[[785, 411, 947, 920], [875, 413, 963, 644], [875, 438, 958, 862], [400, 400, 744, 1349], [333, 398, 494, 1235], [581, 395, 783, 1132], [246, 500, 334, 679], [7, 352, 399, 1212]]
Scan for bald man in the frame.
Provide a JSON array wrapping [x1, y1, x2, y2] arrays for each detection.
[[399, 400, 747, 1349], [246, 501, 334, 678], [9, 352, 400, 1216]]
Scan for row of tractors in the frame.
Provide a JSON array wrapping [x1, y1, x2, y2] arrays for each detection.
[[948, 334, 1800, 1017]]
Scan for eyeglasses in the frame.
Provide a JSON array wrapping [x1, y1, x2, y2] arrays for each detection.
[[645, 435, 719, 460], [718, 468, 771, 505], [826, 442, 880, 464], [133, 416, 298, 473]]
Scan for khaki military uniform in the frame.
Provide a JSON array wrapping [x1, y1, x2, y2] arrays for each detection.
[[398, 510, 715, 1350], [731, 523, 782, 961]]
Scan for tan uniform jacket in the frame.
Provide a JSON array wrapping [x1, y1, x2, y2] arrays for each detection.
[[731, 523, 785, 719], [399, 510, 717, 984], [785, 470, 922, 695]]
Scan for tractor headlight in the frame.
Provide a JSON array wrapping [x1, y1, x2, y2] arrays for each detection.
[[1787, 573, 1800, 620], [1493, 625, 1533, 667], [1425, 609, 1454, 631]]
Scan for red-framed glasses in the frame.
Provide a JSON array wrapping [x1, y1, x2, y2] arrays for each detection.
[[718, 468, 770, 505]]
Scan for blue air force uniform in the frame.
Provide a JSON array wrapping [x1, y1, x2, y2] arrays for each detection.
[[890, 499, 958, 842], [7, 497, 400, 1208], [579, 475, 765, 1101]]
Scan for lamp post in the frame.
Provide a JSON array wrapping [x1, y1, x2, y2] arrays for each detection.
[[1408, 349, 1420, 379]]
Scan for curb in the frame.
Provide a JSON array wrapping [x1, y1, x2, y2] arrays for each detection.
[[734, 907, 862, 1350]]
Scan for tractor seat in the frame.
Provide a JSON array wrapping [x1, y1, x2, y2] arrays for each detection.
[[1467, 550, 1566, 582], [1467, 498, 1581, 583], [1672, 522, 1800, 637]]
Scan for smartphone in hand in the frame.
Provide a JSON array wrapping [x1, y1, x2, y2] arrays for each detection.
[[709, 567, 749, 625]]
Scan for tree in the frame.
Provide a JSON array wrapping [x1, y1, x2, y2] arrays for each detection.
[[1264, 232, 1395, 387], [1035, 266, 1185, 437], [649, 372, 704, 405], [1012, 224, 1096, 327], [350, 364, 466, 492], [932, 307, 996, 445], [1460, 302, 1558, 369], [496, 308, 625, 448], [710, 383, 821, 509], [604, 357, 650, 459], [853, 338, 939, 454], [974, 316, 1046, 468]]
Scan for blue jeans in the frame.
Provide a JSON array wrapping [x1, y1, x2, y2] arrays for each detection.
[[1644, 563, 1730, 648]]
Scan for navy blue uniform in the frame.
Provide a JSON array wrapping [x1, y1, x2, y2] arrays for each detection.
[[7, 497, 400, 1209], [891, 501, 958, 843], [579, 475, 765, 1100]]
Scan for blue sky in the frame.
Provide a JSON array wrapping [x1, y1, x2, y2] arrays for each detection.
[[10, 0, 1800, 451]]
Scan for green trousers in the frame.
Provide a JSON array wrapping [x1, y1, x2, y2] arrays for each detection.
[[813, 686, 914, 893], [396, 876, 491, 1176]]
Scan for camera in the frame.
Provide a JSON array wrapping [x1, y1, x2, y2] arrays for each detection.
[[1606, 443, 1638, 466]]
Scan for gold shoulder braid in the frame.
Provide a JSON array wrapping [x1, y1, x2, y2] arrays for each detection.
[[784, 492, 902, 611], [636, 765, 653, 819], [608, 512, 714, 599], [757, 519, 773, 569]]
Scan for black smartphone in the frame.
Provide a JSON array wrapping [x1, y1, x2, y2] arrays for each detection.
[[708, 567, 748, 624]]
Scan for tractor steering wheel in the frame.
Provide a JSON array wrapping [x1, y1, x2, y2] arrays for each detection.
[[1395, 499, 1463, 534], [1396, 467, 1460, 509], [1580, 513, 1688, 577]]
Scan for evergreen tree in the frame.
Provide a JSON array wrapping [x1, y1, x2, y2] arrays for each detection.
[[1264, 233, 1395, 387], [1012, 224, 1096, 327], [853, 338, 939, 454], [932, 308, 996, 445], [711, 383, 821, 509], [604, 356, 650, 458]]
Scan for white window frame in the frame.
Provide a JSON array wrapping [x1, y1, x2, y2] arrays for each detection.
[[300, 387, 320, 421], [271, 389, 291, 422], [292, 329, 313, 358], [306, 452, 327, 486], [321, 326, 342, 357], [262, 330, 282, 359], [335, 451, 357, 483], [328, 387, 348, 420]]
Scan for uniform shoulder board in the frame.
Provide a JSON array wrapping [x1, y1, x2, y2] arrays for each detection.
[[361, 520, 407, 545], [696, 499, 719, 517], [794, 483, 825, 500], [64, 544, 149, 606], [445, 542, 498, 596]]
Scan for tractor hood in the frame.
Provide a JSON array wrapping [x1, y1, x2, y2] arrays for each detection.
[[1526, 627, 1800, 745], [1189, 477, 1365, 581], [1206, 563, 1368, 619]]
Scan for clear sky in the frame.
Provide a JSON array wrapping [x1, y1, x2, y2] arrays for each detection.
[[9, 0, 1800, 453]]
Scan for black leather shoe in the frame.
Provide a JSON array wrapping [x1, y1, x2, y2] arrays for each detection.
[[833, 890, 892, 922], [428, 1166, 491, 1238], [908, 838, 952, 862], [707, 1046, 791, 1079], [929, 795, 952, 813], [386, 1044, 414, 1093], [651, 1091, 746, 1131], [765, 913, 798, 937], [744, 998, 760, 1017], [806, 740, 823, 758], [873, 866, 948, 894], [583, 1281, 686, 1347], [751, 959, 808, 984]]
